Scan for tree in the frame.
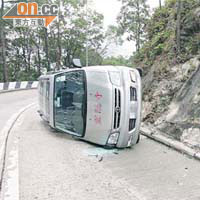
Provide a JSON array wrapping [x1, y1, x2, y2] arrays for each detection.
[[102, 56, 131, 66], [117, 0, 149, 52], [176, 0, 182, 54], [49, 0, 105, 67], [44, 28, 50, 71], [0, 0, 8, 82], [0, 0, 105, 81], [159, 0, 162, 9], [99, 25, 123, 57]]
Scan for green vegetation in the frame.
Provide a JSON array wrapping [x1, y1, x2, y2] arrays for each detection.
[[130, 0, 200, 70], [0, 0, 199, 82], [0, 0, 106, 82], [117, 0, 150, 52], [102, 56, 131, 67]]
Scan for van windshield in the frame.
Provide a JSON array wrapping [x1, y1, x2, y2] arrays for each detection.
[[54, 70, 87, 136]]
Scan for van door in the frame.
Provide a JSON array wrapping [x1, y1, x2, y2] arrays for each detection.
[[54, 70, 87, 137], [45, 81, 50, 121]]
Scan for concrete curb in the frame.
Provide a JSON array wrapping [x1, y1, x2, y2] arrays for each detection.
[[0, 81, 38, 92], [0, 103, 36, 192], [140, 123, 200, 161]]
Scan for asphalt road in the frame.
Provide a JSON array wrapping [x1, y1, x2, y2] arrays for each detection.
[[0, 90, 37, 130], [0, 90, 200, 200]]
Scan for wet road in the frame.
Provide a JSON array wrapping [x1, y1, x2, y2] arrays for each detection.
[[0, 90, 200, 200]]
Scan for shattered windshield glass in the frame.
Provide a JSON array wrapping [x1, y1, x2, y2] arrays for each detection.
[[54, 70, 87, 136]]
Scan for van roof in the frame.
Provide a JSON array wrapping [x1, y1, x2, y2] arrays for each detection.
[[39, 65, 133, 80]]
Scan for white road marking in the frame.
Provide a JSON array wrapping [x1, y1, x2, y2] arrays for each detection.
[[0, 114, 20, 165], [2, 142, 19, 200], [0, 103, 36, 200]]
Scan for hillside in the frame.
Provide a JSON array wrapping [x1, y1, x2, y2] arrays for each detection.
[[134, 0, 200, 147]]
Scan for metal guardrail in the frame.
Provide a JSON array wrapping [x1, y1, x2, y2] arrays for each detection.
[[0, 81, 38, 91]]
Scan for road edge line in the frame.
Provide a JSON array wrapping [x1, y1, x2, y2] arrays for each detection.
[[0, 103, 36, 195]]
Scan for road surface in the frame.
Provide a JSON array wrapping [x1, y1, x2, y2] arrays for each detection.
[[0, 90, 200, 200], [0, 90, 37, 130]]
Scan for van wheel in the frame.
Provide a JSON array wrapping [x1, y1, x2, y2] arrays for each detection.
[[136, 134, 140, 144]]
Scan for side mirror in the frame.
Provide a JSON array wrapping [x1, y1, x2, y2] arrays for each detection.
[[136, 68, 143, 77], [72, 59, 82, 68]]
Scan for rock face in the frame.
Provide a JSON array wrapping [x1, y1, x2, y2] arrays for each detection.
[[168, 63, 200, 122], [142, 56, 200, 146], [181, 128, 200, 149], [137, 1, 200, 149]]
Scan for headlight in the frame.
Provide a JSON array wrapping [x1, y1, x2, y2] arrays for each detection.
[[109, 71, 121, 86], [107, 132, 119, 145]]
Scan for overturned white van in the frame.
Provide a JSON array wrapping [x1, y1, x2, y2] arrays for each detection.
[[38, 66, 142, 148]]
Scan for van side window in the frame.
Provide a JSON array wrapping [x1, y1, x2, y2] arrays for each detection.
[[54, 70, 86, 136], [40, 81, 44, 94], [46, 81, 50, 99]]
